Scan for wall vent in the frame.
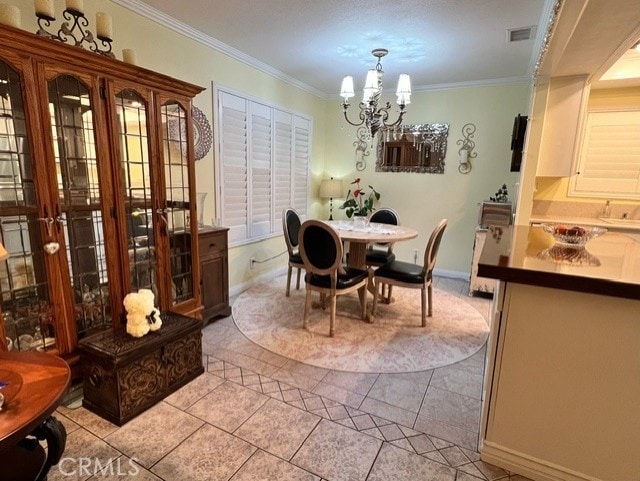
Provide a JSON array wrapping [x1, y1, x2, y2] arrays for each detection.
[[507, 26, 535, 42]]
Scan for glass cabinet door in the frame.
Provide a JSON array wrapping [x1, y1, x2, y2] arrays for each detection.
[[47, 74, 110, 339], [160, 102, 194, 306], [0, 59, 56, 352], [114, 89, 158, 296]]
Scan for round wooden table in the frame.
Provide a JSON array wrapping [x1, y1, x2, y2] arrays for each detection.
[[0, 351, 70, 480], [325, 220, 419, 269], [0, 351, 70, 448]]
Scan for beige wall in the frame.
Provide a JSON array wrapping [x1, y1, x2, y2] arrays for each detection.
[[324, 84, 528, 273], [11, 0, 530, 284]]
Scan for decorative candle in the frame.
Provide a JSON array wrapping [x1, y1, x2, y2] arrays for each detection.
[[95, 12, 112, 39], [0, 4, 20, 28], [122, 48, 137, 65], [65, 0, 83, 13], [34, 0, 54, 18]]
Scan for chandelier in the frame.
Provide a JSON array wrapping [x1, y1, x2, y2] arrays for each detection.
[[340, 48, 411, 138]]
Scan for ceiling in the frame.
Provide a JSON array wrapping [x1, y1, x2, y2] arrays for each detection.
[[117, 0, 553, 97]]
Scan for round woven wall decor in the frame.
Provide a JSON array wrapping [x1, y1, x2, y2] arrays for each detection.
[[192, 105, 213, 161]]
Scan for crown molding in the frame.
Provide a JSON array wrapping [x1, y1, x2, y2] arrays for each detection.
[[109, 0, 328, 99], [527, 0, 562, 76], [412, 76, 532, 93]]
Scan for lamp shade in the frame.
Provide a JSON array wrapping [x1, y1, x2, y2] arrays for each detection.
[[0, 242, 8, 261], [320, 178, 343, 199], [340, 76, 355, 99]]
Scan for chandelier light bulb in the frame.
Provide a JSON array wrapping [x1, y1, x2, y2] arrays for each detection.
[[396, 74, 411, 95], [340, 76, 355, 100]]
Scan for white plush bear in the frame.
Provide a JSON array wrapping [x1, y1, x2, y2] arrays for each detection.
[[122, 289, 162, 338], [138, 288, 162, 332]]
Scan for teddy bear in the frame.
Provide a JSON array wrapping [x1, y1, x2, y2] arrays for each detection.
[[123, 288, 162, 338]]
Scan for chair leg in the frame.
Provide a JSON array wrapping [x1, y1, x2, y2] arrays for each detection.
[[372, 278, 380, 316], [421, 286, 427, 327], [303, 288, 312, 330], [428, 283, 433, 317], [358, 285, 367, 321], [295, 267, 302, 290], [387, 285, 393, 303], [286, 265, 293, 297], [329, 295, 337, 337]]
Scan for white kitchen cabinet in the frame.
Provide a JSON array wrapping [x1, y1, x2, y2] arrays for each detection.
[[535, 75, 589, 177]]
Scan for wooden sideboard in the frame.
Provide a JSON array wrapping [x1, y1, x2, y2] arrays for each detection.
[[198, 227, 231, 324]]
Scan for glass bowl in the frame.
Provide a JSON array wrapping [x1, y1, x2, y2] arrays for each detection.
[[537, 245, 601, 266], [540, 223, 607, 246]]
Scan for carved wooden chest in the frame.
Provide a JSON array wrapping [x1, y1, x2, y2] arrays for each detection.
[[79, 312, 203, 426]]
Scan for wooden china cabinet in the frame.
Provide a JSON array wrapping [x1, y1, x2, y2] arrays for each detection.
[[0, 25, 204, 372]]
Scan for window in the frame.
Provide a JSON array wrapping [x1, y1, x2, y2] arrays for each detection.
[[571, 110, 640, 198], [217, 89, 311, 244]]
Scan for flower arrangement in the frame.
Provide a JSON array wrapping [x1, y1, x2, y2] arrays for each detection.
[[339, 178, 381, 218]]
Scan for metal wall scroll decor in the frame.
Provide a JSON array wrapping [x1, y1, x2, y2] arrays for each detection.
[[376, 124, 449, 174], [354, 126, 370, 172], [36, 8, 114, 58], [457, 123, 477, 174]]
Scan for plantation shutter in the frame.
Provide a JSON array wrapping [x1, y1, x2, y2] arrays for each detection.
[[293, 116, 310, 216], [219, 92, 248, 243], [574, 111, 640, 195], [273, 110, 293, 233], [217, 88, 311, 244], [249, 102, 272, 237]]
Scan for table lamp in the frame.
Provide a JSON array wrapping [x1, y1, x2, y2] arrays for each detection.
[[319, 177, 343, 220]]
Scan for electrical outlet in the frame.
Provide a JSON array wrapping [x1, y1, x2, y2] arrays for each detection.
[[250, 257, 256, 269]]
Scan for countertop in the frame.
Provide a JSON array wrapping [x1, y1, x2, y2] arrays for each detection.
[[478, 225, 640, 300]]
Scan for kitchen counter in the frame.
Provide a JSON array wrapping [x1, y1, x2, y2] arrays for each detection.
[[478, 224, 640, 481], [478, 225, 640, 300]]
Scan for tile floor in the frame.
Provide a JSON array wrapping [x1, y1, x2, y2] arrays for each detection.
[[49, 276, 533, 481]]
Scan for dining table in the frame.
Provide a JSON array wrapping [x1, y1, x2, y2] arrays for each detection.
[[0, 351, 70, 479], [324, 220, 419, 313], [325, 219, 419, 270]]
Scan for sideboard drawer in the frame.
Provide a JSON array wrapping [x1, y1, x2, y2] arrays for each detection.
[[199, 230, 227, 258]]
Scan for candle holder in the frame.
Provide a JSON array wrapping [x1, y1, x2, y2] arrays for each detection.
[[36, 8, 114, 58]]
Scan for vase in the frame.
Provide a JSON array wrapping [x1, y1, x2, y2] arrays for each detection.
[[353, 214, 369, 228], [196, 192, 207, 227]]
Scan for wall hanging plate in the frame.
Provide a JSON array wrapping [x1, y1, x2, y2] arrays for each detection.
[[191, 106, 213, 161], [167, 106, 213, 161]]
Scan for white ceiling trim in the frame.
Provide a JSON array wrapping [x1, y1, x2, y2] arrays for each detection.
[[110, 0, 327, 99], [112, 0, 538, 98]]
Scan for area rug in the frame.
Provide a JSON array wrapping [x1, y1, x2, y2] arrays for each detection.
[[232, 276, 489, 373]]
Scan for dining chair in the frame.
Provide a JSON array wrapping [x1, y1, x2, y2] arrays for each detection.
[[372, 219, 448, 326], [299, 220, 369, 337], [366, 207, 400, 267], [282, 207, 305, 296], [366, 207, 399, 301]]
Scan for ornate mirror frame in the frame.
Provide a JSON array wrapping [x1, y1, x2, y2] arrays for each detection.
[[376, 123, 449, 174]]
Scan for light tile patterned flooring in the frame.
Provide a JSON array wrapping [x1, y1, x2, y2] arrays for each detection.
[[50, 277, 533, 481]]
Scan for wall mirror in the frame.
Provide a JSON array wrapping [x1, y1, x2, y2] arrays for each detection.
[[376, 124, 449, 173]]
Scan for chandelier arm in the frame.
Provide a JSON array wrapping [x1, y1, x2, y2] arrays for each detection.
[[383, 111, 406, 129], [342, 107, 365, 128]]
